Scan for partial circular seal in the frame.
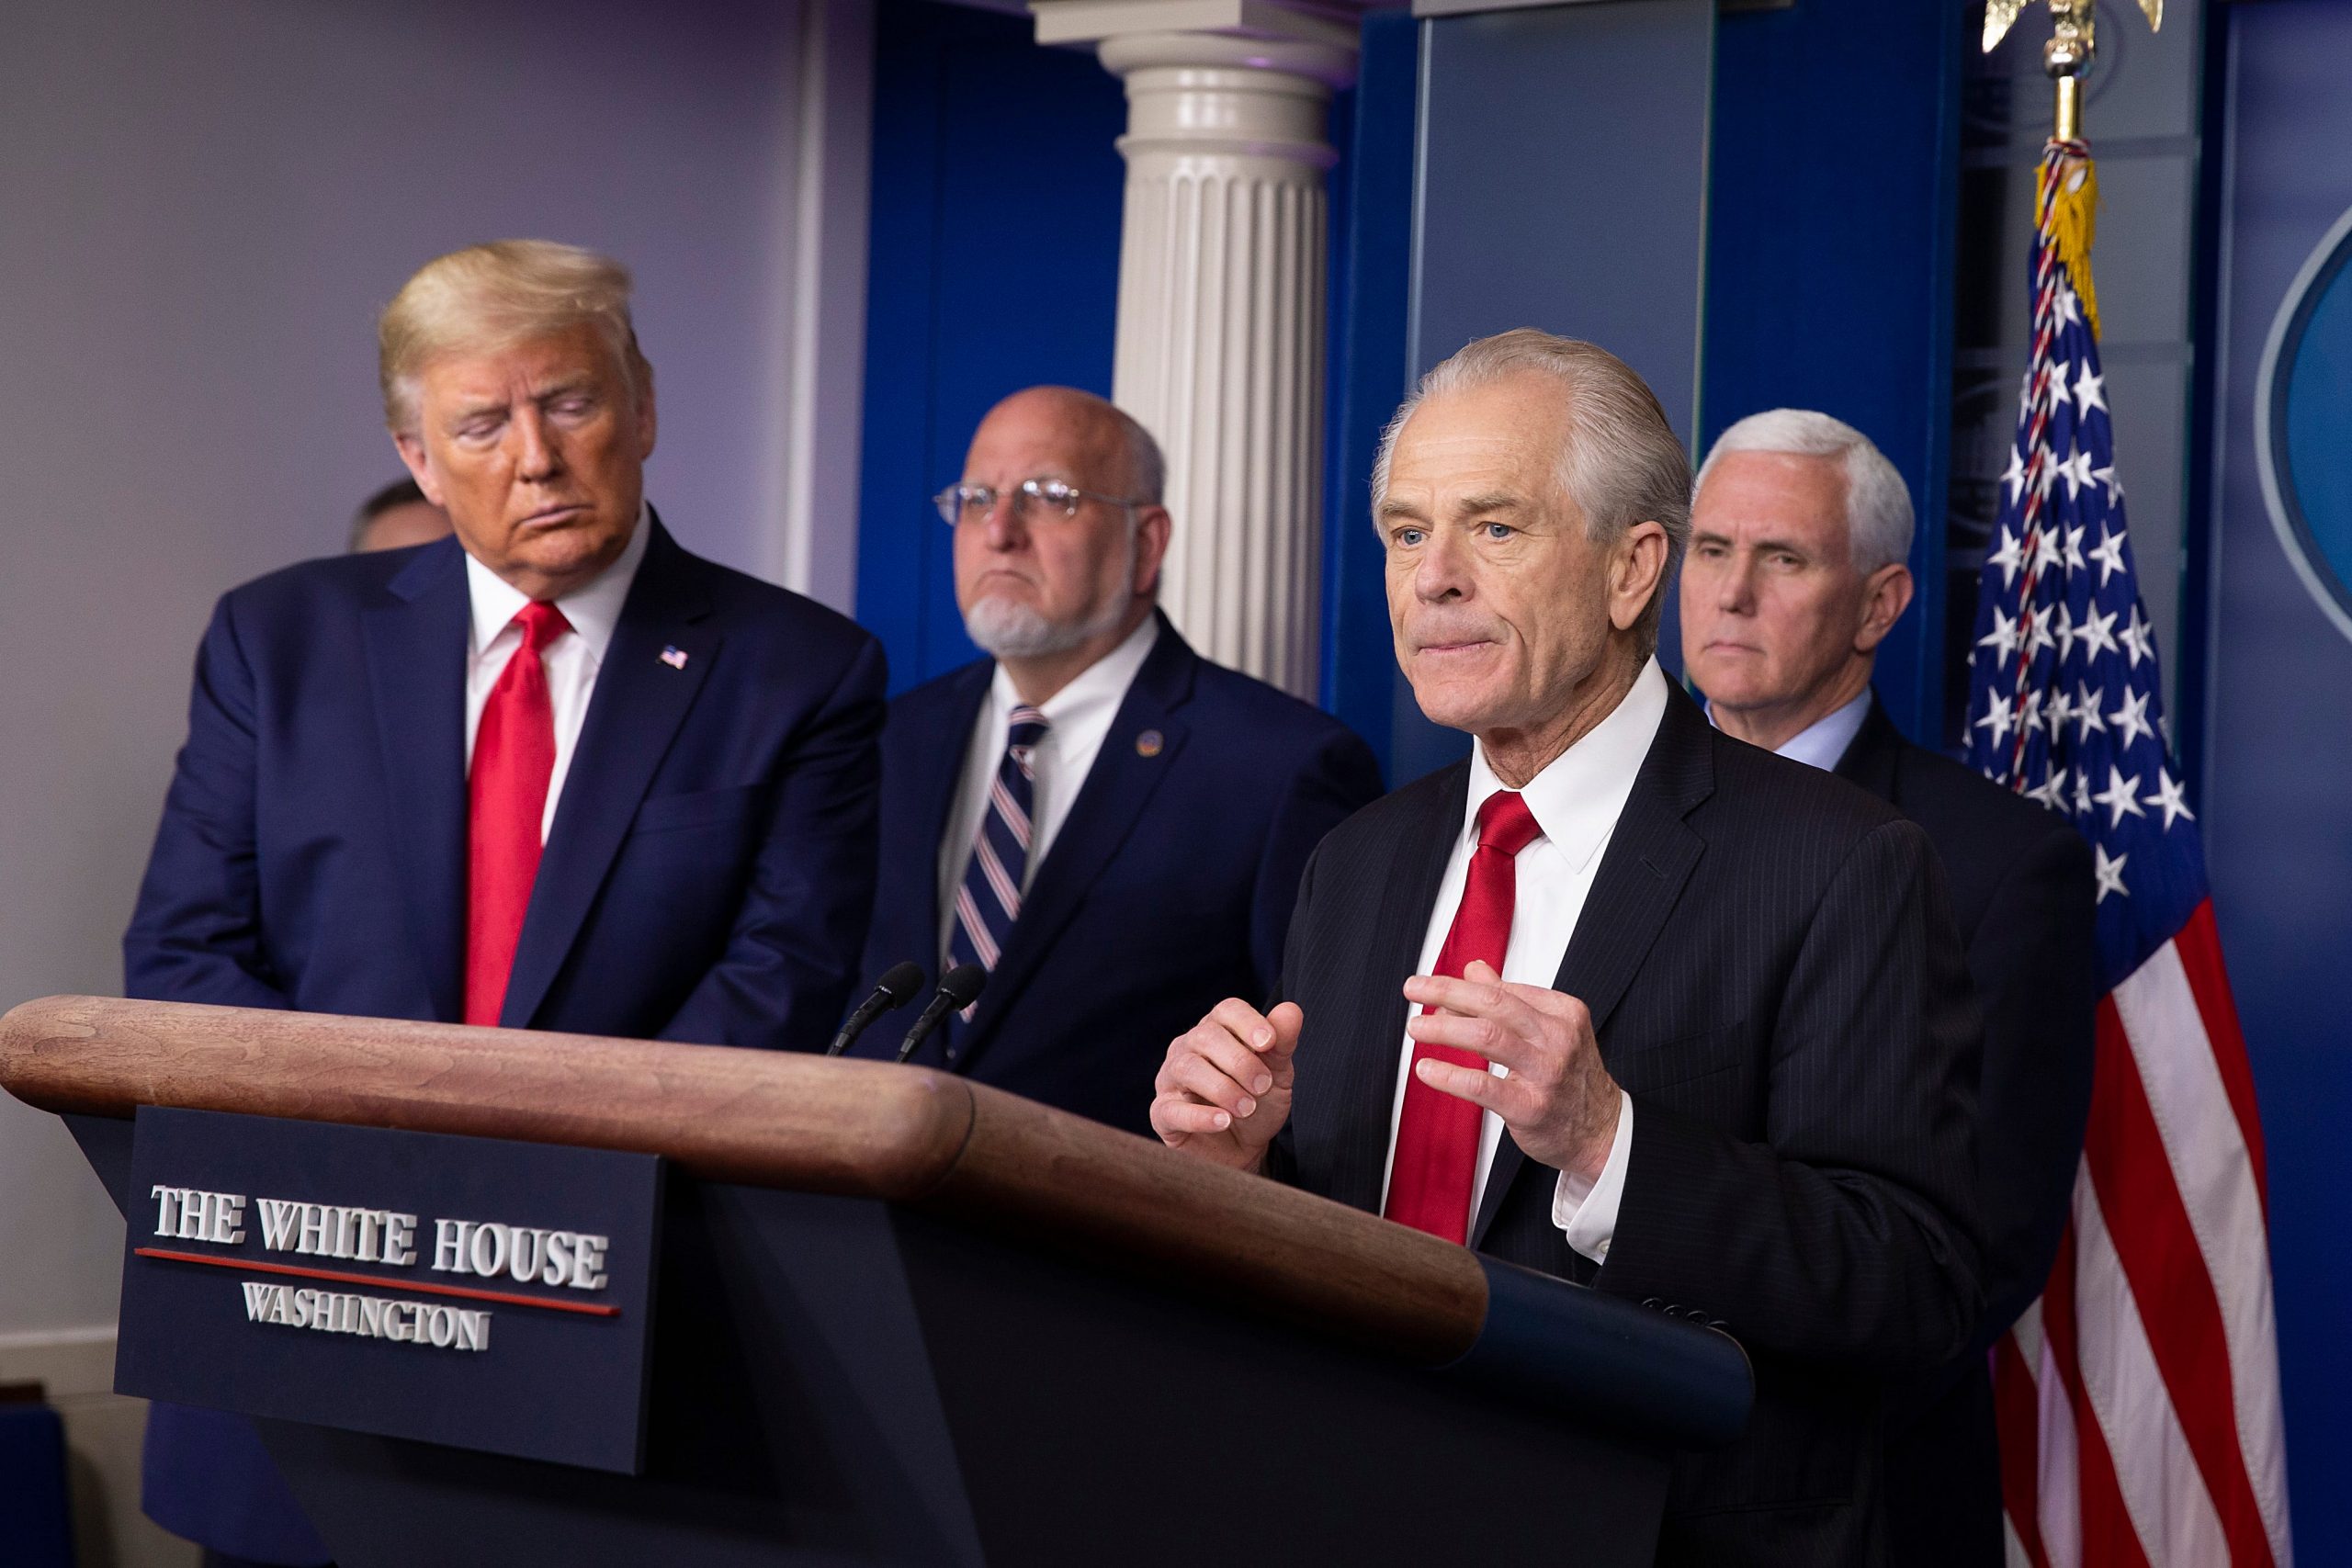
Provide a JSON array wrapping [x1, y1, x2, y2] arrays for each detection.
[[2256, 200, 2352, 647]]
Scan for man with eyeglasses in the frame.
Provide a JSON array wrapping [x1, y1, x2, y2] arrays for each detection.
[[850, 386, 1381, 1134]]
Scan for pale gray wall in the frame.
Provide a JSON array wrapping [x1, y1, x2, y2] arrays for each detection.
[[0, 0, 864, 1340]]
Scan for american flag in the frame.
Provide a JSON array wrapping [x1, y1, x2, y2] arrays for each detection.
[[1967, 140, 2292, 1567]]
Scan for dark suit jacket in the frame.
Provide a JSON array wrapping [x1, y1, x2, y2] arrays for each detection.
[[123, 519, 885, 1560], [853, 614, 1382, 1135], [125, 518, 887, 1045], [1837, 696, 2097, 1568], [1273, 681, 1985, 1566]]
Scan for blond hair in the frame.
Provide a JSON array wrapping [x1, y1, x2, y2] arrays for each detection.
[[378, 240, 650, 433]]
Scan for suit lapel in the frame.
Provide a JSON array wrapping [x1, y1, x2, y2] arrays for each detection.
[[361, 539, 471, 1021], [1831, 687, 1902, 804], [501, 519, 718, 1028], [1471, 686, 1715, 1248], [1322, 766, 1465, 1215], [955, 615, 1193, 1069], [908, 663, 995, 973]]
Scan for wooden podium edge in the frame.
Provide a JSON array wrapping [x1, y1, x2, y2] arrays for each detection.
[[0, 995, 1487, 1368]]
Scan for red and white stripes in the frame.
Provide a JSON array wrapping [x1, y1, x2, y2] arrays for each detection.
[[2001, 902, 2292, 1566]]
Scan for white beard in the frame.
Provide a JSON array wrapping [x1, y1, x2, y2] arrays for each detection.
[[962, 532, 1141, 658], [962, 592, 1132, 659]]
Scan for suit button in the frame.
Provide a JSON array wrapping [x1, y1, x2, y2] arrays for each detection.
[[1642, 1298, 1663, 1311]]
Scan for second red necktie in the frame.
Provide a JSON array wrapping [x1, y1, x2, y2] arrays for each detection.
[[1384, 788, 1544, 1244]]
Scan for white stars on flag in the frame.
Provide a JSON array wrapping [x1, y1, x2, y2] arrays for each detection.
[[2092, 842, 2130, 903], [2092, 763, 2148, 829], [2109, 685, 2156, 750], [2071, 362, 2107, 418], [2089, 526, 2128, 587], [2144, 767, 2196, 830]]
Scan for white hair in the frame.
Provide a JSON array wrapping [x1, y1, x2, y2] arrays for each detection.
[[1371, 330, 1692, 649], [1694, 409, 1915, 575]]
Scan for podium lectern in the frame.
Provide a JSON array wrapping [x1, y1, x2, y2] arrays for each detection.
[[0, 996, 1750, 1567]]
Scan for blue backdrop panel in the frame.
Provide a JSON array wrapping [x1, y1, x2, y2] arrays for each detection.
[[1394, 0, 1713, 783], [2203, 3, 2352, 1553], [1321, 13, 1419, 775], [855, 1, 1127, 694], [1702, 0, 1964, 747]]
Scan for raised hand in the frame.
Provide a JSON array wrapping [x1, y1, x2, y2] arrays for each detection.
[[1404, 960, 1622, 1183], [1149, 998, 1304, 1172]]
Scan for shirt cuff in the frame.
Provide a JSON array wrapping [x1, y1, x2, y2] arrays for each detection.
[[1552, 1091, 1634, 1265]]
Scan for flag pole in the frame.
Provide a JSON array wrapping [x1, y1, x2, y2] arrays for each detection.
[[2044, 1, 2090, 142], [1981, 0, 2164, 142]]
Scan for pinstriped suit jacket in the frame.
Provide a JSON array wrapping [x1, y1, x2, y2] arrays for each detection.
[[1272, 681, 1986, 1567]]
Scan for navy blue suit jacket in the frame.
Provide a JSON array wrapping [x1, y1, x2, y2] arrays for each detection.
[[125, 517, 887, 1049], [852, 614, 1382, 1135], [122, 518, 882, 1562]]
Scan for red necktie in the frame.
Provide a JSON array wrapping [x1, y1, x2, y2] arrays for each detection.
[[1384, 788, 1544, 1244], [465, 600, 571, 1027]]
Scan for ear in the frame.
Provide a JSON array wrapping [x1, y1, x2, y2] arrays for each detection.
[[392, 430, 445, 509], [632, 367, 659, 461], [1608, 520, 1671, 634], [1853, 562, 1915, 653], [1129, 504, 1172, 599]]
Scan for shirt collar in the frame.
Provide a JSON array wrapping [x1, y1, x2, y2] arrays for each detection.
[[988, 611, 1161, 730], [1464, 656, 1671, 874], [1712, 685, 1873, 773], [463, 503, 650, 662]]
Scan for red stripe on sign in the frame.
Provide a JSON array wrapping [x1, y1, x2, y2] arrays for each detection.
[[2172, 901, 2271, 1209], [1994, 1329, 2050, 1568], [2041, 1223, 2152, 1568], [133, 1247, 620, 1316], [2082, 1000, 2274, 1567]]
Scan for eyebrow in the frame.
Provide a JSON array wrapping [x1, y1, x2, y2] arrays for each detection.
[[446, 375, 599, 423], [1692, 527, 1813, 556], [1452, 491, 1528, 519]]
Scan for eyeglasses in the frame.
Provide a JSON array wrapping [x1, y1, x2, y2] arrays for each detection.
[[932, 478, 1147, 527]]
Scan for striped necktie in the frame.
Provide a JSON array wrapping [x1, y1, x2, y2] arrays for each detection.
[[945, 705, 1052, 1029]]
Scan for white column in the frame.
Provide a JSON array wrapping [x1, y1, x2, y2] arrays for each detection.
[[1036, 6, 1360, 698]]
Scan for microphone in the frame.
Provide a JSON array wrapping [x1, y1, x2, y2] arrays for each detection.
[[895, 964, 987, 1066], [826, 961, 927, 1057]]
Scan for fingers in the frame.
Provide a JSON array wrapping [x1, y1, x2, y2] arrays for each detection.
[[1413, 1053, 1515, 1115], [1151, 1095, 1235, 1140], [1262, 1000, 1305, 1081], [1163, 1037, 1267, 1119], [1405, 1008, 1532, 1076], [1151, 996, 1306, 1155], [1402, 964, 1589, 1073]]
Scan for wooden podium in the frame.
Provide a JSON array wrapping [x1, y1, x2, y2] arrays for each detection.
[[0, 996, 1751, 1567]]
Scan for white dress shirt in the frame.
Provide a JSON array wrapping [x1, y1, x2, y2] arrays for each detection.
[[462, 506, 650, 842], [933, 615, 1161, 964], [1758, 687, 1873, 772], [1380, 658, 1669, 1264]]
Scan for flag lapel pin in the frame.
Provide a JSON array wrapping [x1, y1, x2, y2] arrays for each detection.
[[659, 646, 689, 671]]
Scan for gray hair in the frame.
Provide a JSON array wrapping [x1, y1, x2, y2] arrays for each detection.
[[1107, 402, 1165, 508], [379, 240, 650, 434], [1694, 409, 1915, 574], [1372, 330, 1692, 644]]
